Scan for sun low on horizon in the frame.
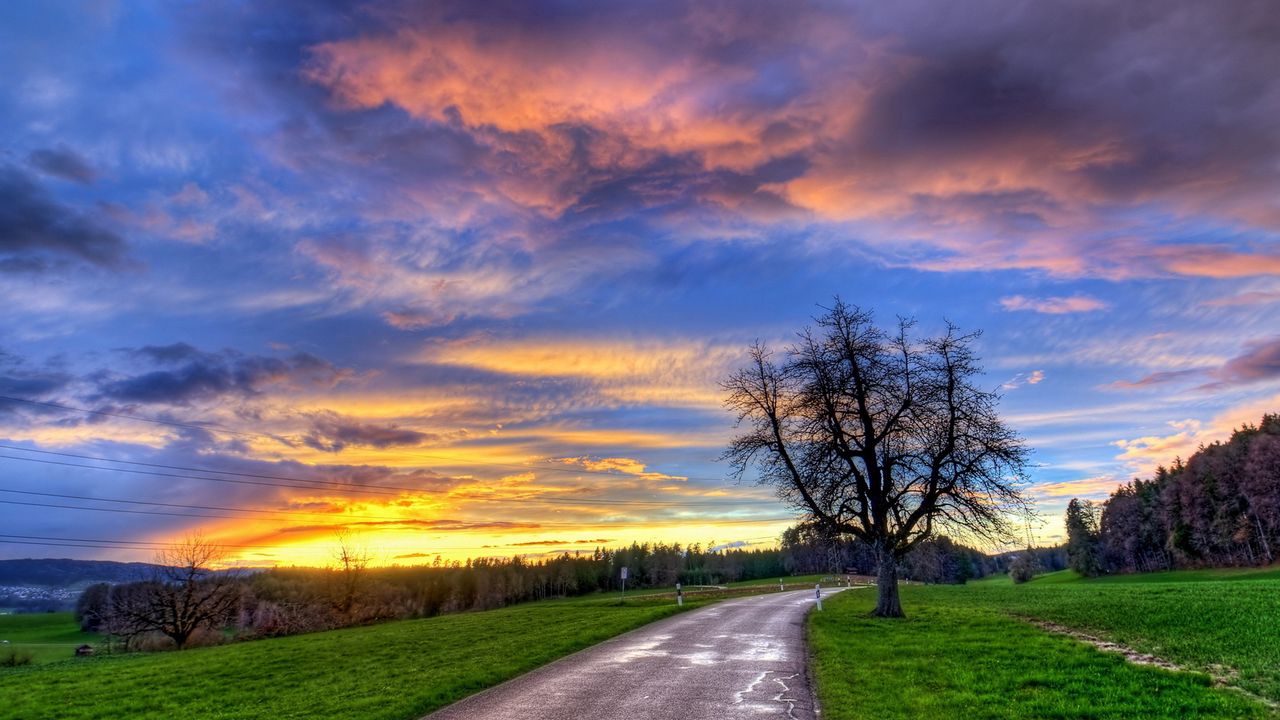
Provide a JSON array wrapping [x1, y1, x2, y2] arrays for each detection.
[[2, 0, 1279, 569]]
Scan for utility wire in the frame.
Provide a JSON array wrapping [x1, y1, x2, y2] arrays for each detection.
[[0, 446, 777, 508], [0, 533, 278, 551], [0, 487, 436, 522], [0, 394, 736, 484], [0, 498, 790, 528], [0, 452, 404, 496], [0, 534, 494, 552]]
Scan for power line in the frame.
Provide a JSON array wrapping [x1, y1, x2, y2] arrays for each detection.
[[0, 394, 737, 484], [0, 487, 430, 522], [0, 443, 414, 494], [0, 447, 779, 508], [0, 534, 492, 552], [0, 452, 405, 497], [0, 533, 275, 551], [0, 539, 170, 551], [0, 497, 791, 529], [0, 498, 241, 520]]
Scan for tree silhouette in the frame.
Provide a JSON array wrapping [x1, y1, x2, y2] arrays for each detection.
[[722, 299, 1029, 617], [109, 535, 241, 648]]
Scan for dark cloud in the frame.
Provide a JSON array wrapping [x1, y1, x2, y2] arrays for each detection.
[[0, 166, 126, 272], [856, 55, 1058, 160], [851, 0, 1280, 214], [94, 346, 352, 406], [1213, 337, 1280, 387], [131, 343, 205, 364], [1113, 338, 1280, 391], [1108, 369, 1202, 391], [0, 352, 73, 414], [27, 145, 97, 184], [302, 410, 433, 453]]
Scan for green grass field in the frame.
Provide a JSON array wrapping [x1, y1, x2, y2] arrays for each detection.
[[6, 569, 1277, 720], [0, 593, 700, 720], [811, 568, 1280, 719], [0, 613, 99, 665], [0, 581, 821, 720]]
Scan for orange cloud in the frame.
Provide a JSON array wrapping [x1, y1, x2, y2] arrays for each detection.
[[1029, 476, 1125, 500], [554, 456, 687, 483], [1112, 394, 1280, 474]]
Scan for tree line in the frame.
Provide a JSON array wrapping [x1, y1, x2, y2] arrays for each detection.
[[1066, 413, 1280, 576], [76, 527, 998, 651]]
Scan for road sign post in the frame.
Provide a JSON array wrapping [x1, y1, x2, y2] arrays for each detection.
[[815, 583, 823, 611], [620, 566, 629, 603]]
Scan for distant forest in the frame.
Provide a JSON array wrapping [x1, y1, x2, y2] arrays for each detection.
[[74, 528, 1004, 649], [1067, 413, 1280, 575]]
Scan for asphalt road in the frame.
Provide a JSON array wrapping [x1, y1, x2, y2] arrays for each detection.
[[422, 587, 849, 720]]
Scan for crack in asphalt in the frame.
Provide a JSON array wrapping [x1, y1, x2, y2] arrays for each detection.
[[771, 672, 802, 720]]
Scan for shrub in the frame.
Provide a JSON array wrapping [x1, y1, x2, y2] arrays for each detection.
[[1009, 550, 1039, 584], [1, 649, 35, 667]]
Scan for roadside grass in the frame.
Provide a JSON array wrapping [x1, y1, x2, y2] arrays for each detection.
[[597, 573, 846, 601], [812, 569, 1280, 718], [2, 581, 826, 720], [0, 613, 98, 665], [810, 587, 1270, 720]]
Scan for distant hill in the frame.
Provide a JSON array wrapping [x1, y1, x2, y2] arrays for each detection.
[[0, 558, 161, 588]]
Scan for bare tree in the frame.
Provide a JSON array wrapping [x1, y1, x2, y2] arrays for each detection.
[[109, 534, 242, 649], [722, 300, 1029, 617], [330, 531, 370, 620]]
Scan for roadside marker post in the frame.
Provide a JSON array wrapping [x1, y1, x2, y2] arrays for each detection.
[[676, 582, 683, 607], [815, 583, 823, 611], [779, 579, 784, 591]]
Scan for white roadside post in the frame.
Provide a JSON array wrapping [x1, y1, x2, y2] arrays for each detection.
[[620, 566, 629, 603], [676, 582, 683, 607], [779, 579, 784, 592], [815, 583, 823, 611]]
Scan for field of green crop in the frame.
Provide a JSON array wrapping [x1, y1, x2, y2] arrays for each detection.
[[811, 569, 1280, 719], [0, 613, 99, 665], [961, 570, 1280, 702]]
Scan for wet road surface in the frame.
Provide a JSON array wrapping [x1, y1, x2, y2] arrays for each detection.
[[422, 587, 849, 720]]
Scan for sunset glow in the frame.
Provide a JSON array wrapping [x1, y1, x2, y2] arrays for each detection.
[[2, 1, 1279, 566]]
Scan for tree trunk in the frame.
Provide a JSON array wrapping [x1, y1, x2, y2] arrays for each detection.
[[873, 548, 905, 618], [1255, 515, 1273, 563]]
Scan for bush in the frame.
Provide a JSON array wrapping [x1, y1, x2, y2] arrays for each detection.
[[1, 649, 35, 667], [1009, 550, 1039, 584]]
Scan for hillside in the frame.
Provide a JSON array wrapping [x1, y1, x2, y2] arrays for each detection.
[[0, 558, 161, 587], [0, 558, 163, 613]]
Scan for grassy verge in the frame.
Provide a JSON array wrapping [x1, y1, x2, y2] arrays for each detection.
[[0, 613, 99, 665], [810, 571, 1280, 719]]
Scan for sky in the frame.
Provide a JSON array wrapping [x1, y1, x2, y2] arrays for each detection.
[[1, 0, 1278, 567]]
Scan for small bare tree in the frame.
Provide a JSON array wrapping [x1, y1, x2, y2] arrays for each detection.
[[330, 531, 370, 621], [109, 534, 242, 649], [723, 300, 1029, 617]]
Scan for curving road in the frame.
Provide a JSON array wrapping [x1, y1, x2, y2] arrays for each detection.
[[422, 587, 849, 720]]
